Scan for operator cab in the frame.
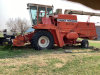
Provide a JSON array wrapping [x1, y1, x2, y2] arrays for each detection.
[[27, 3, 53, 25]]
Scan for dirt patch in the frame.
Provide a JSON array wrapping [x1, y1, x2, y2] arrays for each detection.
[[54, 63, 64, 68], [89, 40, 100, 43]]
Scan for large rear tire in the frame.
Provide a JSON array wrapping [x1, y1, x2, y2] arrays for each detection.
[[31, 31, 54, 50], [81, 39, 89, 48]]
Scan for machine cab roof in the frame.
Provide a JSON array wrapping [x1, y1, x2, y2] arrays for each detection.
[[27, 3, 53, 25]]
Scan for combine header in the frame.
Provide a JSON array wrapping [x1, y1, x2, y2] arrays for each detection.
[[12, 3, 98, 50]]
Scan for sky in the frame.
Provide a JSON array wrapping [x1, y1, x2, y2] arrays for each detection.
[[0, 0, 100, 30]]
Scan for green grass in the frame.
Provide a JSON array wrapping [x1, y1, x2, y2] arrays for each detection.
[[0, 34, 3, 37], [89, 42, 100, 48], [0, 45, 32, 58], [0, 42, 100, 75], [57, 56, 100, 75], [0, 41, 99, 59], [0, 45, 64, 59], [0, 53, 100, 75]]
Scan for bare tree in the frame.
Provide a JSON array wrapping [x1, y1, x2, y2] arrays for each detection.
[[16, 18, 31, 34], [6, 18, 17, 32], [6, 18, 31, 34]]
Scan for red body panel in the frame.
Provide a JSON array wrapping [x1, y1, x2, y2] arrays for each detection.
[[76, 22, 97, 38], [13, 32, 34, 47], [13, 14, 98, 47], [58, 14, 77, 20]]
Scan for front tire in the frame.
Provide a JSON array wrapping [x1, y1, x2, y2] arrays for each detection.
[[31, 31, 54, 50], [81, 39, 89, 48]]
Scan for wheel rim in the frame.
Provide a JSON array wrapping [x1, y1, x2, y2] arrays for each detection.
[[38, 36, 50, 48], [85, 42, 88, 48]]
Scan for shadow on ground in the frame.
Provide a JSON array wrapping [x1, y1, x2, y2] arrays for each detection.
[[0, 44, 100, 52], [0, 44, 100, 59]]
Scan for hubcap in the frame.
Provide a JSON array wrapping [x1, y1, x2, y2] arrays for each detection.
[[41, 39, 45, 44], [38, 36, 50, 48], [85, 42, 88, 48]]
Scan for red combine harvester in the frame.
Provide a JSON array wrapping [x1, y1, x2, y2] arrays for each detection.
[[13, 3, 99, 50]]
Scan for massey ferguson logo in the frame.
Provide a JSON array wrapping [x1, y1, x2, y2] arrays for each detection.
[[57, 19, 77, 23]]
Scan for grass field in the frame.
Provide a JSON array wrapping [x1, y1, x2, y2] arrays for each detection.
[[0, 34, 3, 37], [0, 41, 100, 75]]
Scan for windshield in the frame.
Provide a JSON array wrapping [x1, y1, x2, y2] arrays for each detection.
[[30, 6, 37, 25], [47, 8, 53, 15], [29, 5, 53, 25], [38, 7, 45, 22]]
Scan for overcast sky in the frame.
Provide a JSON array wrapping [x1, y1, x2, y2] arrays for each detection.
[[0, 0, 100, 30]]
